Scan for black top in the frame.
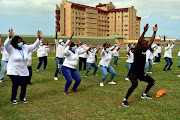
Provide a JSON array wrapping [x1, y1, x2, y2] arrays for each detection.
[[130, 49, 146, 73]]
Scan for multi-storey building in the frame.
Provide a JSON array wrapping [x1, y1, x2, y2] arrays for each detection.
[[55, 0, 141, 40]]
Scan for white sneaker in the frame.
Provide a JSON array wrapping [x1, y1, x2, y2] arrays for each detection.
[[177, 75, 180, 77], [100, 83, 104, 86], [54, 77, 58, 80], [125, 78, 129, 81], [63, 76, 65, 78], [109, 81, 116, 85], [147, 72, 152, 74], [85, 76, 87, 77]]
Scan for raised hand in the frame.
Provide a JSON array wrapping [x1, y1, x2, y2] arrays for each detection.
[[68, 40, 72, 46], [9, 28, 14, 38], [37, 30, 42, 39], [153, 24, 158, 32], [144, 24, 149, 32], [77, 39, 82, 45]]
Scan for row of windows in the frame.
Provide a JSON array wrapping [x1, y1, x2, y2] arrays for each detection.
[[72, 11, 84, 15], [72, 22, 85, 25], [111, 15, 128, 18]]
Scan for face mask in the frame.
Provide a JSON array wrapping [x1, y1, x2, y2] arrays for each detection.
[[18, 42, 23, 48], [71, 46, 76, 52], [40, 43, 43, 46], [90, 50, 94, 52], [106, 48, 110, 52]]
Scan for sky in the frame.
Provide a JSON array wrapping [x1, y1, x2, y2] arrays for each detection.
[[0, 0, 180, 39]]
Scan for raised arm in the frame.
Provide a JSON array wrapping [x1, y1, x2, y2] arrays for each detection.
[[86, 44, 91, 54], [64, 33, 73, 47], [170, 41, 175, 49], [147, 24, 158, 48], [96, 48, 100, 53], [4, 28, 14, 53], [77, 39, 88, 55], [27, 30, 41, 53], [136, 24, 149, 49]]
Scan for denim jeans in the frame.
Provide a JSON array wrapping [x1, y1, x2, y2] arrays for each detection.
[[37, 56, 47, 69], [0, 60, 8, 81], [145, 59, 153, 72], [85, 62, 98, 76], [113, 56, 118, 65], [9, 75, 28, 101], [99, 65, 116, 83], [126, 62, 131, 78], [54, 58, 64, 77], [163, 57, 173, 70], [178, 56, 180, 66], [62, 66, 81, 91]]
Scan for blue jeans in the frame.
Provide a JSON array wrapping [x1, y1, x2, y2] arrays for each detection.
[[126, 62, 131, 78], [0, 60, 8, 81], [62, 66, 81, 91], [54, 58, 64, 77], [145, 59, 153, 72], [99, 65, 116, 83], [178, 56, 180, 66], [113, 56, 118, 65], [85, 62, 98, 76], [163, 57, 173, 70]]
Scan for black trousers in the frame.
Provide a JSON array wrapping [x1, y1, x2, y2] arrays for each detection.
[[9, 75, 28, 101], [27, 66, 32, 83], [37, 56, 47, 69], [79, 57, 86, 71], [125, 71, 155, 99], [154, 53, 161, 62]]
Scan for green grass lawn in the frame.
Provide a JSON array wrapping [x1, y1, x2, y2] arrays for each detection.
[[0, 53, 180, 120]]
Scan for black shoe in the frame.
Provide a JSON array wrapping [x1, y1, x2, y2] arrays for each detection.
[[122, 100, 129, 107], [27, 82, 32, 85], [20, 98, 28, 103], [163, 69, 166, 71], [141, 93, 152, 99], [11, 100, 18, 104], [167, 68, 171, 70], [178, 66, 180, 68]]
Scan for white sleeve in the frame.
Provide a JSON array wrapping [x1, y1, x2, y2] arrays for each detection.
[[165, 44, 170, 51], [27, 38, 40, 53], [64, 46, 70, 56], [78, 45, 87, 55], [4, 37, 13, 53], [64, 39, 70, 47], [170, 44, 174, 49], [55, 39, 58, 47], [100, 49, 106, 56]]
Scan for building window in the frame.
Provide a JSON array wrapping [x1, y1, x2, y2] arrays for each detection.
[[111, 16, 113, 18], [124, 34, 128, 36], [124, 25, 128, 27], [118, 29, 120, 31], [118, 25, 120, 27], [111, 21, 113, 23], [124, 29, 128, 31], [79, 12, 80, 15], [118, 16, 120, 18], [124, 20, 128, 22], [73, 22, 74, 24], [111, 25, 113, 27], [79, 33, 80, 35], [82, 13, 84, 15], [124, 11, 128, 13], [82, 33, 84, 35], [125, 15, 128, 17], [73, 16, 74, 19], [102, 16, 103, 18], [72, 11, 74, 13], [73, 27, 74, 29], [76, 12, 77, 14], [118, 20, 120, 23]]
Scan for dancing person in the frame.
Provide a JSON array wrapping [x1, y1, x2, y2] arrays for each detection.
[[36, 39, 50, 72], [54, 31, 72, 80], [62, 39, 88, 95], [125, 44, 134, 81], [122, 24, 157, 107], [154, 43, 162, 63], [79, 46, 87, 71], [112, 43, 120, 66], [144, 48, 154, 73], [85, 47, 100, 77], [0, 34, 9, 82], [178, 51, 180, 68], [163, 40, 175, 71], [99, 43, 120, 87], [4, 29, 41, 104]]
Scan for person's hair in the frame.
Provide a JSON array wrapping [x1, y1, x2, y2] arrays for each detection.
[[103, 42, 108, 48], [70, 42, 75, 48], [128, 43, 131, 47], [11, 36, 23, 48], [157, 43, 160, 46]]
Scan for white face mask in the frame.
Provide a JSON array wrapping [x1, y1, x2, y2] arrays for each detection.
[[40, 43, 43, 46]]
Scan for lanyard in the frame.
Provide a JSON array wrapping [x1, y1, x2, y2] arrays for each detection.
[[18, 49, 24, 60]]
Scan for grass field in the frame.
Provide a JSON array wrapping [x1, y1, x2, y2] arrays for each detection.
[[0, 52, 179, 120]]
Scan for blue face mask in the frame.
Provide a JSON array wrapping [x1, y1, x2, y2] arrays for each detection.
[[18, 42, 23, 48], [90, 50, 94, 52], [106, 48, 110, 52], [71, 46, 76, 52]]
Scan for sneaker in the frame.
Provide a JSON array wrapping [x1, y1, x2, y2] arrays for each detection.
[[54, 77, 58, 80], [36, 69, 39, 72], [147, 72, 152, 74], [108, 81, 116, 85], [141, 93, 152, 99], [122, 100, 129, 107], [93, 74, 98, 76], [100, 83, 104, 87], [44, 68, 48, 71], [167, 68, 171, 71], [177, 75, 180, 77], [178, 66, 180, 68], [20, 98, 28, 103], [163, 69, 166, 71], [85, 76, 87, 77], [125, 78, 129, 81], [63, 76, 65, 79], [11, 100, 18, 104], [71, 89, 80, 93], [63, 90, 68, 95]]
